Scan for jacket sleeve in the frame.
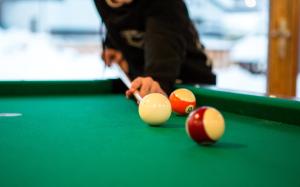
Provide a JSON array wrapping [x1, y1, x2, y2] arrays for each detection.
[[103, 30, 119, 50], [144, 17, 187, 93]]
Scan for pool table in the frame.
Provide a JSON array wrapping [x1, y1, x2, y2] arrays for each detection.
[[0, 80, 300, 187]]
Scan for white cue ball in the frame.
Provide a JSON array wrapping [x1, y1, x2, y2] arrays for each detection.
[[138, 93, 172, 126]]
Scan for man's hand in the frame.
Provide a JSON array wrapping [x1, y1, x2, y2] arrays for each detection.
[[125, 77, 166, 98], [102, 48, 129, 73]]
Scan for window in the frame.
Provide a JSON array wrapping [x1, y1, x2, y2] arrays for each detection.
[[186, 0, 269, 94], [0, 0, 117, 80], [1, 0, 299, 97]]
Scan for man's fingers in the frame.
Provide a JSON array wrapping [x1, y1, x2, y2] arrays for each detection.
[[151, 81, 166, 96], [125, 89, 134, 98], [126, 77, 141, 99], [126, 77, 166, 100], [114, 52, 123, 63], [102, 48, 124, 66], [131, 77, 143, 90], [119, 60, 129, 73], [139, 77, 153, 97], [102, 51, 113, 66]]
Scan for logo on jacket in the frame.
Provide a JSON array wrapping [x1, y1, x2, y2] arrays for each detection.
[[121, 30, 144, 48]]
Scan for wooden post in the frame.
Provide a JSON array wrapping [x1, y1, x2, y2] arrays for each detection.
[[267, 0, 300, 97]]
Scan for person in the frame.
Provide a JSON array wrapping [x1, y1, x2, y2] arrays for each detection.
[[94, 0, 216, 98]]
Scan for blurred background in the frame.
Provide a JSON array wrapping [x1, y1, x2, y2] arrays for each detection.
[[0, 0, 298, 96]]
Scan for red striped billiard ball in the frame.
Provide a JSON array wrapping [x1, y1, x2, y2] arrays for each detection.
[[169, 88, 196, 115], [185, 107, 225, 145]]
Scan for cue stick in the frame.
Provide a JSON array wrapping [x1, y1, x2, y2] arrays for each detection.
[[111, 63, 143, 103]]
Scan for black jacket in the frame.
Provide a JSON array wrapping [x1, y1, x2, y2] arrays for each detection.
[[94, 0, 216, 93]]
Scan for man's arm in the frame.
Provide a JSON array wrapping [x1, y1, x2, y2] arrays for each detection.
[[143, 17, 187, 94]]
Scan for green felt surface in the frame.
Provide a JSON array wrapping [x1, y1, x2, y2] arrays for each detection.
[[1, 94, 300, 187]]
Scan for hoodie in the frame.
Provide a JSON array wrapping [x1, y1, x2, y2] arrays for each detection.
[[94, 0, 216, 93]]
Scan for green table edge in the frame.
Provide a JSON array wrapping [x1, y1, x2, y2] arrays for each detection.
[[0, 80, 299, 126], [0, 80, 113, 95], [179, 84, 300, 126]]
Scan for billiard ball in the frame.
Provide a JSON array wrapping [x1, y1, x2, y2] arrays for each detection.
[[169, 88, 196, 115], [138, 93, 172, 126], [185, 106, 225, 145]]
